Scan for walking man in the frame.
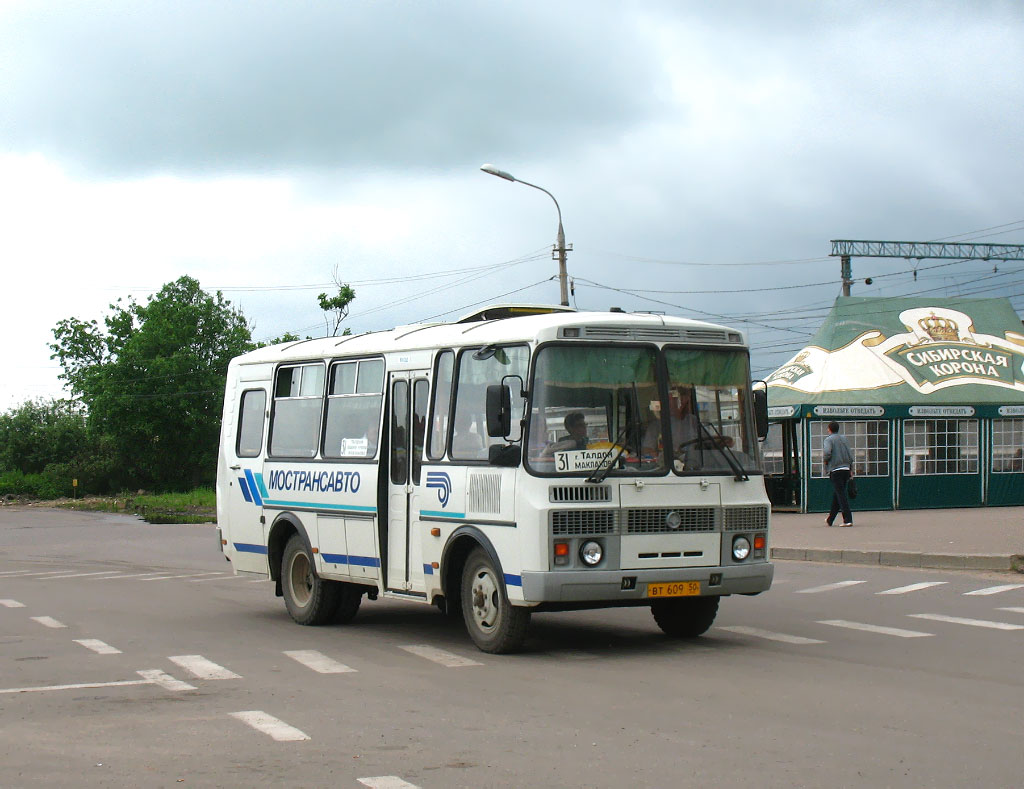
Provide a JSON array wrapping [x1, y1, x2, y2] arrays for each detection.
[[823, 421, 854, 527]]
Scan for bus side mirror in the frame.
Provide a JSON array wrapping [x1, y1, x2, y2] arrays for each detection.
[[486, 384, 512, 437], [753, 388, 769, 441]]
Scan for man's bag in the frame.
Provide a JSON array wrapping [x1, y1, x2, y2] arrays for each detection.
[[847, 477, 858, 499]]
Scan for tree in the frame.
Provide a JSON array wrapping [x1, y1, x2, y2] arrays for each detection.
[[317, 266, 356, 336], [0, 399, 89, 475], [50, 276, 254, 490]]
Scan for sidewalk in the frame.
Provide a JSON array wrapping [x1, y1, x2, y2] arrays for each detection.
[[770, 506, 1024, 572]]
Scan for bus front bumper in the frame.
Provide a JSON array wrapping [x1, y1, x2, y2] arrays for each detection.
[[519, 562, 773, 605]]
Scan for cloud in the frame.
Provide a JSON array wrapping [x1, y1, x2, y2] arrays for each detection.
[[0, 0, 664, 176]]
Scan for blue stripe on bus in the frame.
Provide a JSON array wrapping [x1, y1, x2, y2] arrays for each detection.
[[320, 552, 381, 568], [503, 573, 522, 587], [254, 472, 269, 498], [234, 543, 268, 554], [420, 510, 466, 519], [237, 477, 253, 503], [260, 499, 377, 513], [243, 469, 263, 506]]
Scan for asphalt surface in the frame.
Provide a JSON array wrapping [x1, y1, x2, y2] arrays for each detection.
[[771, 505, 1024, 571], [2, 506, 1023, 787]]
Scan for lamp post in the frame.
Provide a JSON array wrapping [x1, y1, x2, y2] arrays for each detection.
[[480, 163, 572, 307]]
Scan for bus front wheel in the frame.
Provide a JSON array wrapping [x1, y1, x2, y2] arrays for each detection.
[[651, 595, 720, 638], [281, 534, 340, 625], [460, 547, 530, 654]]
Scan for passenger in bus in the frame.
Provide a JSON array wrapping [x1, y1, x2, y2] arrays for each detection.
[[451, 410, 487, 459], [541, 412, 590, 456]]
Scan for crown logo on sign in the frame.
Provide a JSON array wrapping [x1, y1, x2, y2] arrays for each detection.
[[918, 313, 958, 341]]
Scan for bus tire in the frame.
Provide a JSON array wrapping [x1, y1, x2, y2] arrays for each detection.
[[333, 583, 363, 624], [281, 534, 340, 625], [651, 595, 720, 638], [460, 547, 530, 654]]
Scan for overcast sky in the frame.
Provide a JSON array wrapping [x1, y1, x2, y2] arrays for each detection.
[[3, 0, 1023, 408]]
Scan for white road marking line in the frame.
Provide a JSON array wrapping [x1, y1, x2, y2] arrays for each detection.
[[74, 639, 122, 655], [719, 625, 826, 645], [45, 571, 123, 580], [357, 777, 422, 789], [1, 599, 26, 608], [997, 607, 1024, 614], [31, 616, 66, 628], [138, 572, 224, 581], [964, 584, 1024, 596], [909, 613, 1024, 631], [796, 580, 866, 594], [136, 669, 197, 691], [90, 572, 173, 580], [0, 570, 34, 576], [284, 650, 356, 674], [398, 644, 484, 667], [189, 574, 243, 582], [19, 570, 78, 577], [818, 619, 934, 638], [0, 679, 151, 695], [877, 581, 948, 595], [229, 711, 310, 742], [168, 655, 242, 680]]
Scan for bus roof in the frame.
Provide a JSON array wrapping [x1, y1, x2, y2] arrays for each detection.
[[235, 306, 747, 365]]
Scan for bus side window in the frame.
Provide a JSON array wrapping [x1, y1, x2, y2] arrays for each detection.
[[412, 379, 429, 483], [236, 390, 267, 458], [390, 380, 410, 484], [427, 350, 454, 460], [451, 345, 529, 462], [269, 363, 325, 458], [323, 358, 384, 459]]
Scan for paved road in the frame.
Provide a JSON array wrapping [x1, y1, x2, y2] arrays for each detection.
[[1, 509, 1022, 787]]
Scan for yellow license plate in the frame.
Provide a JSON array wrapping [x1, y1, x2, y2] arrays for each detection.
[[647, 581, 701, 598]]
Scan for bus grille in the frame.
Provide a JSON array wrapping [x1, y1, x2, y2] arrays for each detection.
[[549, 485, 612, 503], [723, 505, 769, 531], [626, 507, 716, 534], [551, 509, 617, 535]]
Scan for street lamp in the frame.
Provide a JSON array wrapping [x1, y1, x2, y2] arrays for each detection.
[[480, 164, 572, 307]]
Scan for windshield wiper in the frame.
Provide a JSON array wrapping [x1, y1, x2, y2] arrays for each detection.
[[696, 419, 749, 481], [587, 383, 640, 484]]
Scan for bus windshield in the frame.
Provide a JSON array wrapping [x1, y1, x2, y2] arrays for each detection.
[[526, 344, 761, 476]]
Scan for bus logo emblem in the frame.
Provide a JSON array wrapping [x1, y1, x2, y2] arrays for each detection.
[[426, 471, 452, 507]]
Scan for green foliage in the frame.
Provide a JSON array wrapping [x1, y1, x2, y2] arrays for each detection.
[[317, 283, 356, 336], [0, 399, 89, 475], [49, 276, 254, 491]]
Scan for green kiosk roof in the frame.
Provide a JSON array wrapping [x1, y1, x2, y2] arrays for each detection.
[[766, 296, 1024, 410]]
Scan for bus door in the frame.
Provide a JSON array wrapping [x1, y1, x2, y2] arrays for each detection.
[[386, 372, 429, 593], [223, 386, 270, 573]]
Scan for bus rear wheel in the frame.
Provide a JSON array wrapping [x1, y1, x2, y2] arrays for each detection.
[[460, 547, 530, 654], [281, 534, 340, 625], [651, 596, 720, 638]]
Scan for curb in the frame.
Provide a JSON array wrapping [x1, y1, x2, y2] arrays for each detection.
[[770, 547, 1024, 573]]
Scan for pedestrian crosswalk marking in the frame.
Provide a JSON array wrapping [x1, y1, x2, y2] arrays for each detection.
[[357, 777, 422, 788], [719, 625, 825, 644], [876, 582, 947, 595], [818, 619, 933, 638], [909, 613, 1024, 631], [284, 650, 356, 673], [796, 580, 866, 594], [136, 669, 196, 691], [74, 639, 122, 655], [399, 644, 483, 667], [229, 710, 310, 742], [0, 599, 26, 608], [997, 607, 1024, 614], [169, 655, 241, 680], [963, 584, 1024, 596], [31, 616, 66, 628]]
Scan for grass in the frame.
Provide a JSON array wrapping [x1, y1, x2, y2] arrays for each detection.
[[53, 487, 217, 524]]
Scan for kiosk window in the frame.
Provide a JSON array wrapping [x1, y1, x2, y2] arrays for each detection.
[[902, 419, 978, 475], [810, 420, 889, 477], [992, 418, 1024, 473]]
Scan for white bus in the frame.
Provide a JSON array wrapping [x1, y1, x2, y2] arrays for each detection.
[[216, 305, 773, 653]]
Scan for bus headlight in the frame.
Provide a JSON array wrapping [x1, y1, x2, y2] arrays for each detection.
[[580, 540, 603, 566], [732, 536, 751, 561]]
